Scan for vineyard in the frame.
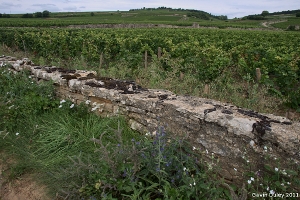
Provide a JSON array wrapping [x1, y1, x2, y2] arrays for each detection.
[[1, 27, 299, 111], [0, 8, 264, 28], [1, 10, 300, 199]]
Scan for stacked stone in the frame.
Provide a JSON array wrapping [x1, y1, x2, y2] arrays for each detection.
[[2, 55, 299, 183]]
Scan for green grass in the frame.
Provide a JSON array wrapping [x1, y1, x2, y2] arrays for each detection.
[[271, 17, 300, 29]]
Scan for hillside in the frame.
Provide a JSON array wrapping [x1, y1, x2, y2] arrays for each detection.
[[1, 7, 300, 30]]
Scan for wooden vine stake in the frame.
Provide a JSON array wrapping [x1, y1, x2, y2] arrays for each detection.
[[22, 40, 27, 56], [144, 50, 148, 68], [157, 47, 162, 59], [99, 52, 103, 75], [180, 71, 184, 80], [256, 68, 261, 82], [204, 84, 210, 94]]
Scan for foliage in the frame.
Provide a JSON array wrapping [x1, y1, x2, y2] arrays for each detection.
[[34, 10, 50, 18], [1, 27, 299, 110], [246, 15, 265, 20], [261, 11, 269, 17], [0, 68, 59, 131], [187, 11, 210, 20], [43, 10, 50, 18], [60, 125, 229, 199], [244, 148, 300, 200], [22, 13, 34, 18], [35, 12, 43, 18], [0, 13, 10, 18]]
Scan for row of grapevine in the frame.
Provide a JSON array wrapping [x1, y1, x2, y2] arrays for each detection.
[[0, 17, 262, 28], [1, 28, 299, 109]]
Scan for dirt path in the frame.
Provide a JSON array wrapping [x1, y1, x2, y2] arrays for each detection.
[[0, 152, 51, 200], [261, 20, 287, 29]]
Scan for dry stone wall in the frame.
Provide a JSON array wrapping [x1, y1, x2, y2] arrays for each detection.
[[1, 55, 299, 183]]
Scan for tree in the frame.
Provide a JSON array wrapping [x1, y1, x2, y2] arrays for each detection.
[[91, 12, 95, 16], [35, 12, 42, 18], [2, 14, 10, 18], [296, 12, 300, 17], [0, 13, 2, 18], [261, 10, 269, 17], [22, 13, 33, 18], [42, 10, 50, 18]]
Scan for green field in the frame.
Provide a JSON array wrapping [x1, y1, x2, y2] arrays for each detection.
[[0, 8, 283, 28]]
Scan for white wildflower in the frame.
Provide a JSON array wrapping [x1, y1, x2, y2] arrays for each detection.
[[85, 100, 91, 105], [266, 187, 269, 191], [234, 168, 237, 171], [275, 167, 278, 172], [91, 107, 98, 111], [270, 190, 275, 195], [287, 182, 290, 185], [16, 132, 19, 136], [60, 99, 66, 104], [281, 183, 284, 186], [247, 180, 251, 184], [250, 177, 254, 181], [281, 169, 287, 175], [59, 105, 62, 108], [183, 167, 187, 171], [70, 104, 74, 108], [206, 149, 208, 154], [193, 146, 196, 151]]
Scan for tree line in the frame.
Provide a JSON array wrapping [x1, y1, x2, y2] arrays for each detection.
[[244, 9, 300, 20], [22, 10, 50, 18], [0, 10, 50, 18], [0, 13, 11, 18]]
